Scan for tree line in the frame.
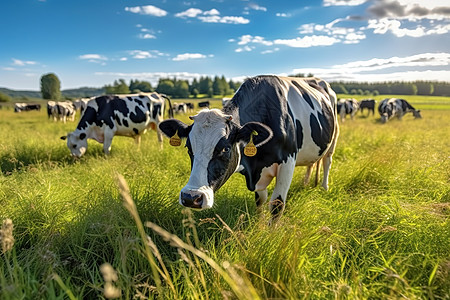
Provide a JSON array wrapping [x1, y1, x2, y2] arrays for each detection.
[[330, 81, 450, 97], [2, 73, 450, 103], [104, 76, 241, 98]]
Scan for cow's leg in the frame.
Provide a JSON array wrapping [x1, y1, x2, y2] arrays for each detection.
[[314, 159, 322, 187], [269, 157, 296, 222], [103, 130, 115, 155], [156, 128, 163, 149], [304, 164, 314, 186], [255, 190, 268, 212]]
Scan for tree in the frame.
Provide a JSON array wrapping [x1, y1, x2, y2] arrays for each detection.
[[129, 79, 153, 93], [40, 73, 61, 100], [156, 79, 175, 96], [104, 79, 130, 94], [174, 80, 189, 98]]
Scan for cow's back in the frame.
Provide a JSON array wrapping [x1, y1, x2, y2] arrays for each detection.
[[226, 75, 338, 190]]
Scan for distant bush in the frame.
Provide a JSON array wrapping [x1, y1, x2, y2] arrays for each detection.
[[0, 92, 11, 102]]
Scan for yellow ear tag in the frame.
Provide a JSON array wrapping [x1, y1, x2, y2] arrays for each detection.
[[244, 131, 258, 157], [169, 130, 181, 146]]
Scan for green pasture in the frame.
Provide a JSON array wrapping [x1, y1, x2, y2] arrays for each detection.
[[0, 96, 449, 299]]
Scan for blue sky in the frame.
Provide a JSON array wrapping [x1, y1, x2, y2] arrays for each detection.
[[1, 0, 449, 90]]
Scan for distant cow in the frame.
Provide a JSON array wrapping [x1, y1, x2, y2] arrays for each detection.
[[52, 101, 76, 123], [14, 103, 41, 112], [185, 102, 194, 112], [378, 98, 422, 123], [73, 98, 92, 116], [359, 99, 376, 116], [198, 101, 210, 108], [61, 93, 173, 157], [337, 98, 358, 122], [159, 75, 339, 221], [47, 101, 56, 118], [173, 102, 187, 114]]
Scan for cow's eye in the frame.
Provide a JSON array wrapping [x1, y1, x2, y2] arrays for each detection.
[[222, 147, 230, 153]]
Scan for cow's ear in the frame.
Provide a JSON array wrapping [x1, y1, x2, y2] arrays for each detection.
[[159, 119, 191, 138], [60, 136, 67, 140], [237, 122, 273, 147]]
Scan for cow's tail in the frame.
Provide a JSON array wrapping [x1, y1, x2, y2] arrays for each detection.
[[160, 94, 174, 118]]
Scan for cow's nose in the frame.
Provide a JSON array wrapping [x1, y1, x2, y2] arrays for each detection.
[[180, 192, 204, 209]]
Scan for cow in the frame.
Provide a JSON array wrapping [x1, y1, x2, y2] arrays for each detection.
[[198, 101, 210, 108], [14, 103, 41, 112], [159, 75, 339, 221], [52, 101, 76, 123], [172, 102, 188, 114], [73, 98, 92, 116], [222, 97, 232, 108], [359, 99, 376, 116], [185, 102, 195, 112], [61, 93, 173, 157], [337, 98, 359, 122], [378, 98, 422, 123], [47, 101, 56, 118]]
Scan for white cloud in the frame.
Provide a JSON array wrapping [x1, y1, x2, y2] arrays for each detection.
[[79, 54, 107, 64], [246, 3, 267, 12], [3, 67, 15, 71], [175, 8, 203, 18], [237, 35, 273, 46], [367, 18, 450, 37], [12, 58, 37, 66], [172, 53, 212, 61], [276, 12, 290, 17], [274, 35, 340, 47], [175, 8, 249, 24], [261, 48, 280, 54], [129, 50, 156, 59], [139, 33, 156, 39], [292, 53, 450, 82], [323, 0, 369, 6], [125, 5, 167, 17], [235, 45, 255, 52]]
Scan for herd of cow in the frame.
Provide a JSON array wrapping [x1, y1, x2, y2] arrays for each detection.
[[337, 97, 422, 123], [10, 76, 423, 221]]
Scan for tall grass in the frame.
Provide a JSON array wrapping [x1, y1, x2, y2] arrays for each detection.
[[0, 100, 449, 299]]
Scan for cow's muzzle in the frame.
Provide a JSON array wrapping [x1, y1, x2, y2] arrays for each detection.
[[180, 191, 204, 209]]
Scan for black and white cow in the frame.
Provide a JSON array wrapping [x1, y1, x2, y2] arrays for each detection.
[[61, 93, 173, 157], [159, 75, 339, 220], [378, 98, 422, 123], [337, 98, 359, 122], [359, 99, 376, 116], [52, 101, 76, 123], [14, 103, 41, 112], [73, 97, 92, 116]]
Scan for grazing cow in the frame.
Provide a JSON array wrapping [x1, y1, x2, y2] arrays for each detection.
[[185, 102, 195, 112], [198, 101, 210, 108], [159, 75, 339, 220], [337, 98, 359, 122], [14, 103, 41, 112], [47, 101, 56, 118], [173, 102, 188, 114], [52, 101, 76, 123], [61, 93, 173, 157], [378, 98, 422, 123], [359, 99, 376, 116], [73, 98, 92, 116]]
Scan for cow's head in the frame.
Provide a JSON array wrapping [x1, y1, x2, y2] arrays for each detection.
[[61, 132, 87, 158], [413, 110, 422, 119], [380, 113, 389, 123], [159, 109, 272, 209]]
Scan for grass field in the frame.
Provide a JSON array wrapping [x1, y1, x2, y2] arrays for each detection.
[[0, 96, 449, 299]]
